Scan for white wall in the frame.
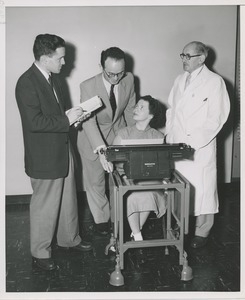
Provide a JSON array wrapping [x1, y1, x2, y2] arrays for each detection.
[[5, 5, 237, 195]]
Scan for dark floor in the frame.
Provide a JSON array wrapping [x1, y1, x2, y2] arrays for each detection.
[[5, 182, 240, 295]]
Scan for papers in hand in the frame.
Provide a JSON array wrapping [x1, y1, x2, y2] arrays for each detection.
[[79, 95, 102, 114], [120, 138, 164, 145], [69, 96, 103, 126]]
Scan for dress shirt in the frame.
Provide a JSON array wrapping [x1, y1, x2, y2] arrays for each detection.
[[34, 62, 59, 102], [186, 65, 204, 84], [34, 62, 50, 82], [102, 74, 119, 104]]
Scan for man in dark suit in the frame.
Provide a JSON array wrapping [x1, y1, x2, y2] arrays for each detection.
[[77, 47, 136, 235], [16, 34, 92, 271]]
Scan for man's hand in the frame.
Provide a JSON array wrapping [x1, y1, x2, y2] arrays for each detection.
[[99, 151, 113, 173], [66, 107, 90, 126], [121, 175, 130, 185]]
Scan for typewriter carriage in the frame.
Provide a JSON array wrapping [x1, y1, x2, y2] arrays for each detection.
[[105, 143, 194, 180]]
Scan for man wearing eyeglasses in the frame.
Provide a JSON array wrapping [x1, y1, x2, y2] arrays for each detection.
[[165, 41, 230, 249], [77, 47, 136, 235]]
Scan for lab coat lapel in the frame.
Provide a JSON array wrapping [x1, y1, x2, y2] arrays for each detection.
[[184, 71, 204, 94], [181, 68, 207, 119]]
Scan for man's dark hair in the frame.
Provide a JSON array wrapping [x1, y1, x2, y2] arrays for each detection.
[[140, 95, 164, 129], [100, 47, 125, 68], [33, 34, 65, 61]]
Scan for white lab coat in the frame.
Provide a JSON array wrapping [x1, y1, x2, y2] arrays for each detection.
[[165, 65, 230, 216]]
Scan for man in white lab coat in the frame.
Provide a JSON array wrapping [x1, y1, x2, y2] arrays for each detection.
[[165, 41, 230, 248]]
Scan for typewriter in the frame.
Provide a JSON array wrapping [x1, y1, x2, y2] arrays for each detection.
[[104, 143, 194, 180]]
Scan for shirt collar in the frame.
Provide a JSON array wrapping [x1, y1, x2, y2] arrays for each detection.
[[102, 73, 118, 95], [186, 65, 204, 81], [34, 62, 50, 81], [135, 124, 151, 132]]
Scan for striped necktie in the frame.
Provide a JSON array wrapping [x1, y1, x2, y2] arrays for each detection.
[[185, 74, 191, 90], [48, 75, 59, 103]]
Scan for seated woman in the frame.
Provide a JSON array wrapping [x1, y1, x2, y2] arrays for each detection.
[[112, 95, 167, 241]]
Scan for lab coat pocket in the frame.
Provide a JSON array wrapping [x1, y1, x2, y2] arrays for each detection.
[[183, 94, 208, 121]]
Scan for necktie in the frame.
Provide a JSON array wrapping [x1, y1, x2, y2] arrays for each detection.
[[109, 84, 117, 118], [48, 74, 53, 88], [48, 74, 59, 103], [185, 74, 191, 90]]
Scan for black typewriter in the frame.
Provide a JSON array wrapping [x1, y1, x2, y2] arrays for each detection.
[[105, 143, 194, 180]]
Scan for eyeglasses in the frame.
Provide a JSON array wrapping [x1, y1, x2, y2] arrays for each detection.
[[134, 103, 149, 111], [104, 69, 125, 78], [134, 104, 144, 111], [180, 53, 202, 60]]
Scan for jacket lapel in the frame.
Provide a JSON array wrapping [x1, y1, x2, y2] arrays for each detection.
[[96, 74, 113, 118], [184, 68, 204, 94], [51, 75, 65, 114], [114, 79, 126, 121], [32, 64, 64, 114]]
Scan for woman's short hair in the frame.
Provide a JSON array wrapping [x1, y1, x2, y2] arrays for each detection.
[[140, 95, 163, 129]]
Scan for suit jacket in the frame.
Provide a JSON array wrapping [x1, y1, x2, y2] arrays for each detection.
[[165, 64, 230, 215], [77, 72, 136, 160], [15, 64, 70, 179]]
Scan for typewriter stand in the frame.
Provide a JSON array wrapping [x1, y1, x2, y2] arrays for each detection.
[[107, 170, 191, 270]]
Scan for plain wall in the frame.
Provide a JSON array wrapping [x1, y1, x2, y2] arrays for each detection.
[[5, 5, 237, 195]]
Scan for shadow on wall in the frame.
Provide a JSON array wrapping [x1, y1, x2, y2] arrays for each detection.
[[125, 51, 167, 130], [125, 52, 140, 100], [58, 42, 84, 189], [206, 46, 235, 183], [59, 42, 76, 110]]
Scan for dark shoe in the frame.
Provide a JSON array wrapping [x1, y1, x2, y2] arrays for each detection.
[[70, 241, 93, 252], [190, 236, 208, 249], [95, 222, 109, 236], [55, 245, 70, 251], [106, 245, 116, 257], [32, 257, 57, 271]]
